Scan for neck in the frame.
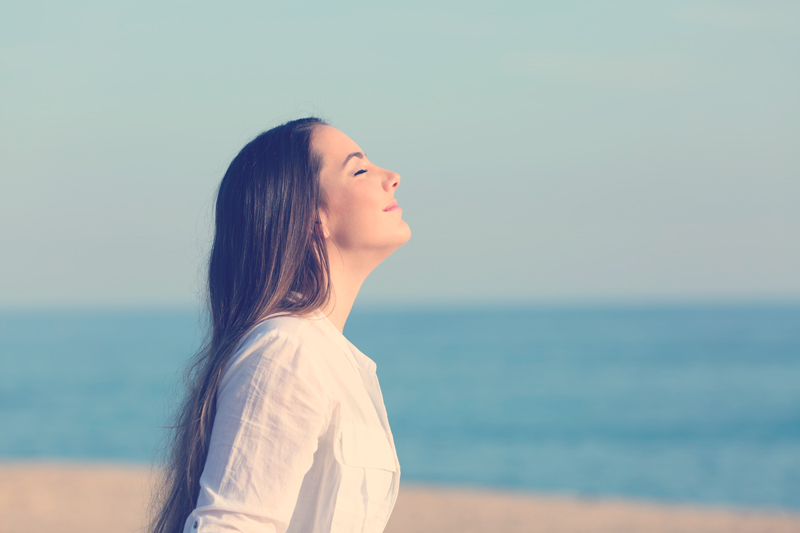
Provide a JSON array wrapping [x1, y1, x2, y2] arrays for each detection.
[[320, 247, 378, 333]]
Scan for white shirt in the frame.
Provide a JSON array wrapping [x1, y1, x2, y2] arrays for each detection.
[[183, 310, 401, 533]]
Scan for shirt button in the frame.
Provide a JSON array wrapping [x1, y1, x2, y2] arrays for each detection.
[[193, 520, 198, 529]]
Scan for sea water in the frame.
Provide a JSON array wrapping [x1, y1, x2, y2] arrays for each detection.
[[0, 305, 798, 510]]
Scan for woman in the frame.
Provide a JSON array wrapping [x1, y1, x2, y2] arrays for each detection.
[[151, 117, 411, 533]]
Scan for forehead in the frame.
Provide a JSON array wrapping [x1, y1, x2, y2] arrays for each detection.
[[312, 126, 361, 168]]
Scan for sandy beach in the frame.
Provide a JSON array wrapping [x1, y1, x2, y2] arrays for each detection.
[[1, 462, 798, 533]]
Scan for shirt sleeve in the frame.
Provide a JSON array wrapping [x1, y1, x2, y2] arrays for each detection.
[[188, 329, 332, 533]]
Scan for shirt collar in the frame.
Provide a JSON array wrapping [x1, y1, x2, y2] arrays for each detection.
[[309, 309, 377, 373]]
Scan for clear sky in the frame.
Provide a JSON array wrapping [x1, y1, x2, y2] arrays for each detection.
[[1, 1, 798, 308]]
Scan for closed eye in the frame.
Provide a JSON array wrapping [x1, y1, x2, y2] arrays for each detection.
[[354, 169, 367, 176]]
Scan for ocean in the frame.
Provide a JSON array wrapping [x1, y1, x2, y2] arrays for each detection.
[[1, 305, 798, 510]]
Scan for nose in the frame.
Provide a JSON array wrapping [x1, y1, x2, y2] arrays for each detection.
[[385, 169, 400, 191]]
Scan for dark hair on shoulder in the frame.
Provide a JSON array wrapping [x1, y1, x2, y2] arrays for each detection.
[[150, 116, 330, 533]]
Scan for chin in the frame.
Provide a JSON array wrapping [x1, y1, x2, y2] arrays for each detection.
[[397, 222, 411, 245]]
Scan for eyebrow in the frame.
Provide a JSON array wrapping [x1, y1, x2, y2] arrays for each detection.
[[341, 151, 365, 169]]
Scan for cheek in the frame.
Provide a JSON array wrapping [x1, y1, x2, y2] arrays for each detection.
[[327, 186, 384, 245]]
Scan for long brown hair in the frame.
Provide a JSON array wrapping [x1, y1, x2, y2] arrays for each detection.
[[150, 117, 330, 533]]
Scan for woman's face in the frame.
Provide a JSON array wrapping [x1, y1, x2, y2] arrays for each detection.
[[313, 125, 411, 260]]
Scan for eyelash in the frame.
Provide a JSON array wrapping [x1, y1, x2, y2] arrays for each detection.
[[354, 169, 367, 176]]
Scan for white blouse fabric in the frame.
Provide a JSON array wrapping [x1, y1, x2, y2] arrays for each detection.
[[183, 310, 401, 533]]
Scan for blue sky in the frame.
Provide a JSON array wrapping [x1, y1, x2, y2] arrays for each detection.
[[1, 1, 798, 307]]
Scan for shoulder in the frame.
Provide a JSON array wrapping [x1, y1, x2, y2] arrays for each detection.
[[220, 314, 334, 392], [237, 313, 332, 356]]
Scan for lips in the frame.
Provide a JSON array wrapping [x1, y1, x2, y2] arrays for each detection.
[[383, 199, 398, 211]]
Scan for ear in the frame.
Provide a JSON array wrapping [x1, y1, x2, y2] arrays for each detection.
[[316, 208, 332, 240]]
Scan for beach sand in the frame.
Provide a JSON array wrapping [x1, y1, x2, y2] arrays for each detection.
[[1, 462, 799, 533]]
